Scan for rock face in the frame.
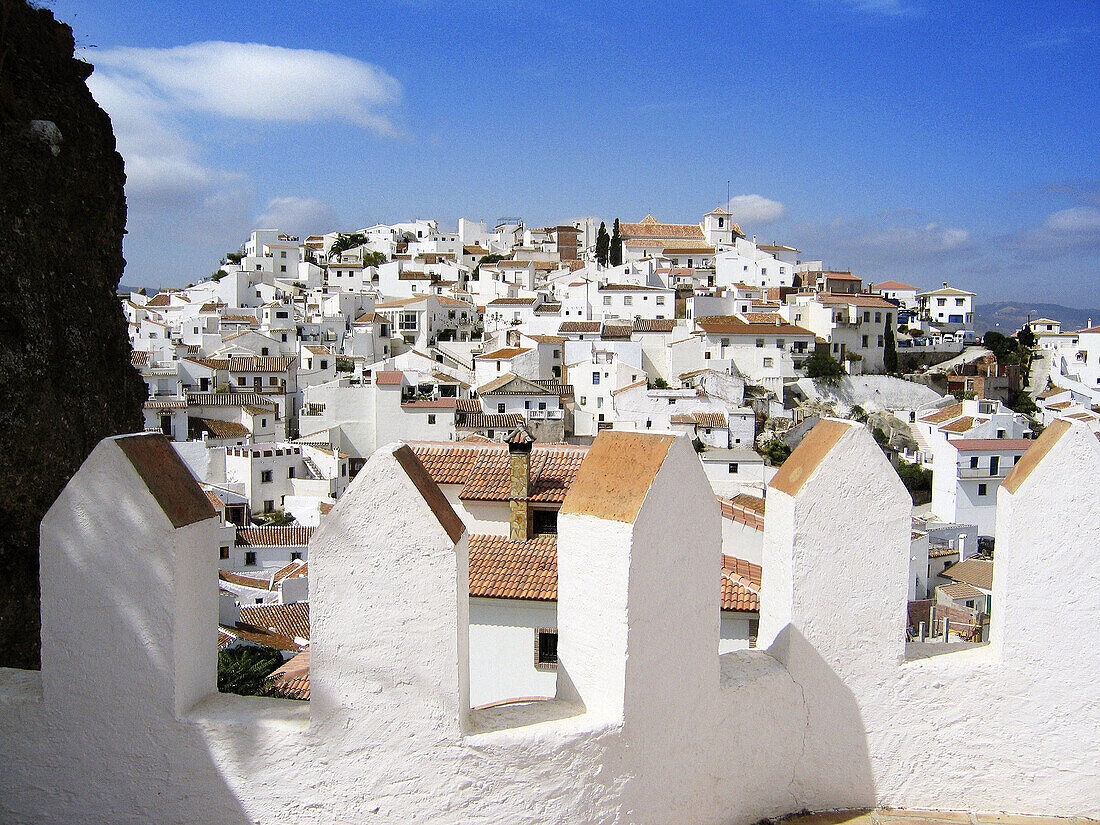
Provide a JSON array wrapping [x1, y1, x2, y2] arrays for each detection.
[[0, 0, 146, 668]]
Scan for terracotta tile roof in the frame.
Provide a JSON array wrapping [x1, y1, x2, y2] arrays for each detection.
[[662, 245, 715, 254], [410, 442, 588, 503], [1046, 401, 1073, 410], [670, 412, 727, 427], [187, 392, 276, 409], [477, 373, 554, 395], [456, 398, 481, 413], [401, 398, 458, 409], [721, 555, 761, 612], [469, 534, 558, 600], [941, 416, 978, 434], [235, 526, 315, 547], [696, 316, 815, 337], [458, 412, 525, 430], [143, 398, 188, 410], [475, 347, 532, 360], [146, 293, 172, 307], [239, 602, 310, 641], [219, 570, 274, 591], [227, 355, 296, 373], [619, 218, 705, 240], [599, 283, 669, 292], [939, 581, 986, 600], [601, 323, 634, 339], [204, 489, 226, 509], [949, 439, 1032, 451], [130, 350, 150, 367], [813, 293, 896, 308], [527, 334, 567, 344], [742, 312, 783, 324], [719, 494, 765, 532], [919, 403, 964, 424], [558, 321, 601, 334], [534, 303, 562, 313], [267, 649, 311, 699], [219, 622, 302, 652], [193, 418, 251, 438], [487, 297, 537, 306], [942, 558, 993, 590], [873, 280, 917, 290], [304, 345, 331, 355], [633, 319, 676, 332], [220, 313, 259, 323], [375, 370, 404, 385], [611, 379, 647, 396], [928, 546, 958, 559]]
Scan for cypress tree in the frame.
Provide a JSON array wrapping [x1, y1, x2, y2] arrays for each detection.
[[595, 221, 609, 267], [610, 218, 622, 266], [884, 318, 898, 374]]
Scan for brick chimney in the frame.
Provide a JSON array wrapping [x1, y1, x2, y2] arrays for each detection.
[[506, 425, 534, 541]]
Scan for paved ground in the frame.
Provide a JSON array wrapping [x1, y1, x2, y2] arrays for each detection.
[[774, 809, 1094, 825]]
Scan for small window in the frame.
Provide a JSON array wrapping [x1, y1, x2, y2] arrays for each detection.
[[970, 456, 979, 469], [656, 296, 665, 305], [592, 372, 600, 385], [288, 466, 296, 479], [728, 463, 739, 474], [291, 551, 302, 561], [977, 483, 988, 497], [269, 376, 278, 385], [320, 360, 328, 369], [535, 628, 558, 670], [623, 296, 633, 306], [533, 509, 557, 535], [428, 414, 436, 424], [603, 296, 612, 306], [244, 551, 257, 566], [237, 377, 247, 386], [263, 500, 274, 513], [219, 545, 230, 560], [755, 338, 765, 348], [260, 470, 273, 483], [497, 402, 506, 413], [862, 335, 869, 348]]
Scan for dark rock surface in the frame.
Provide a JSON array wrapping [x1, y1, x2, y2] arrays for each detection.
[[0, 0, 146, 668]]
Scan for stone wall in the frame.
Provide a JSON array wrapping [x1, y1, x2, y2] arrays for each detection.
[[0, 0, 145, 667]]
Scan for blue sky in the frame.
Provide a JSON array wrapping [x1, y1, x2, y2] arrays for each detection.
[[55, 0, 1100, 305]]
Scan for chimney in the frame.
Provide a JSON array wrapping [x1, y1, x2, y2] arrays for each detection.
[[219, 591, 240, 627], [506, 425, 535, 541], [943, 281, 949, 289]]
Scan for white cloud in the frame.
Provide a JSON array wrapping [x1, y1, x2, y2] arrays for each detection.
[[725, 194, 786, 225], [1045, 206, 1100, 233], [814, 0, 921, 17], [255, 197, 338, 235], [91, 41, 402, 135], [856, 223, 972, 253]]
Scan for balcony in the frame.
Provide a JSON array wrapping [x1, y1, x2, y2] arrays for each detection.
[[528, 410, 547, 420], [546, 409, 564, 420], [957, 466, 1009, 479]]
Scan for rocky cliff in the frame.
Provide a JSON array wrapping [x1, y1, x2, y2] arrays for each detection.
[[0, 0, 146, 668]]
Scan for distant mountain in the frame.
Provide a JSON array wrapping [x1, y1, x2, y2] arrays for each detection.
[[975, 302, 1100, 335]]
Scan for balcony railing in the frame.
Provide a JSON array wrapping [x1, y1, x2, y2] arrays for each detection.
[[957, 466, 1009, 479]]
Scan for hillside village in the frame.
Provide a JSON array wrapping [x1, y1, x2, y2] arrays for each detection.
[[119, 211, 1100, 705]]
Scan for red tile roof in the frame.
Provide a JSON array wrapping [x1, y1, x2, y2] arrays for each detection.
[[410, 442, 588, 503], [469, 534, 558, 600], [949, 439, 1032, 451], [375, 370, 404, 385], [721, 555, 761, 612], [235, 526, 314, 547], [239, 602, 310, 641], [719, 494, 765, 532]]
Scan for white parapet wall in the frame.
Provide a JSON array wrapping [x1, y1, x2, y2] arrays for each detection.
[[0, 424, 1097, 824]]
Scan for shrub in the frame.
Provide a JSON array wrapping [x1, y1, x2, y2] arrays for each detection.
[[895, 459, 932, 505], [761, 439, 792, 466], [218, 646, 285, 697]]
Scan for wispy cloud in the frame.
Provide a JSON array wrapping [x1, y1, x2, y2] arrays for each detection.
[[725, 194, 786, 225], [813, 0, 922, 18], [1008, 206, 1100, 259], [255, 197, 338, 236], [1022, 26, 1092, 50]]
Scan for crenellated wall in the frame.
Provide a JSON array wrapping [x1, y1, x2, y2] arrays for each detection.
[[0, 421, 1097, 824]]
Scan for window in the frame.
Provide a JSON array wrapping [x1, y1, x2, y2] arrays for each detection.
[[260, 470, 273, 483], [728, 463, 739, 474], [579, 396, 587, 405], [428, 414, 436, 424], [763, 357, 774, 367], [237, 376, 247, 386], [535, 628, 558, 670], [1013, 454, 1021, 465], [269, 377, 279, 385], [755, 338, 765, 348], [603, 296, 612, 306], [263, 500, 274, 513], [244, 551, 257, 566], [977, 483, 988, 497], [623, 296, 633, 306], [497, 403, 506, 413], [862, 335, 869, 348], [532, 509, 557, 535], [955, 298, 964, 306], [592, 372, 600, 385], [320, 360, 328, 370], [219, 545, 230, 560], [399, 312, 417, 331], [997, 429, 1006, 439], [937, 298, 946, 306], [288, 466, 296, 479], [281, 333, 288, 342], [970, 456, 979, 469], [291, 551, 303, 561], [596, 397, 603, 409], [656, 296, 665, 305], [280, 265, 287, 273], [989, 456, 999, 476], [260, 418, 267, 428], [538, 402, 546, 410], [877, 336, 884, 347], [721, 338, 730, 347], [718, 217, 724, 227], [705, 352, 712, 360], [645, 419, 652, 429]]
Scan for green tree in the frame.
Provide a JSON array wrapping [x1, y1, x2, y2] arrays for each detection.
[[595, 221, 610, 267], [1004, 389, 1037, 415], [329, 232, 368, 258], [217, 646, 284, 697], [650, 376, 670, 389], [894, 459, 932, 505], [223, 250, 244, 265], [761, 439, 792, 466], [850, 405, 869, 423], [883, 320, 898, 373], [803, 350, 846, 385], [1017, 325, 1036, 348], [609, 218, 622, 267]]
